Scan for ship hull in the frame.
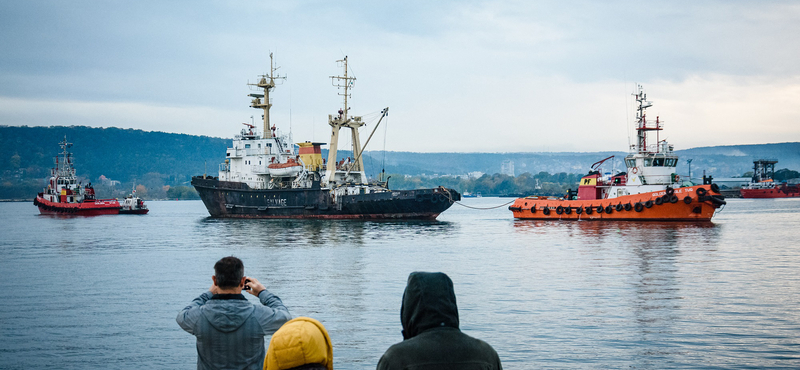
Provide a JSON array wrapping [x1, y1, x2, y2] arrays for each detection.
[[119, 209, 149, 215], [509, 185, 725, 222], [34, 195, 121, 216], [192, 176, 460, 219], [740, 187, 800, 198]]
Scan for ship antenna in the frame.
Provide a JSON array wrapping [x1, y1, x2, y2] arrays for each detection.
[[331, 56, 356, 121], [325, 56, 367, 185], [248, 52, 286, 137], [625, 82, 631, 150]]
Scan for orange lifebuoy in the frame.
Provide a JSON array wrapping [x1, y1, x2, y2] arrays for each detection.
[[631, 167, 639, 174]]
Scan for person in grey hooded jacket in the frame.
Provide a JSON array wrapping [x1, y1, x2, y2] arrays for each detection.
[[377, 271, 502, 370], [177, 256, 292, 370]]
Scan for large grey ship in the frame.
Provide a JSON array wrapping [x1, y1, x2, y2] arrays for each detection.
[[192, 55, 460, 219]]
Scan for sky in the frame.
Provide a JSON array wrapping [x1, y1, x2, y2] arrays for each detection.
[[1, 0, 799, 153]]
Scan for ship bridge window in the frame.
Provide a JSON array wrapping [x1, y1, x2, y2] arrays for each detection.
[[644, 158, 653, 166], [245, 144, 251, 148], [653, 158, 664, 166], [666, 158, 677, 167], [625, 159, 635, 168]]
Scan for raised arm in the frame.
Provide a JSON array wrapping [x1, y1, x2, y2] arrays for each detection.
[[245, 277, 292, 334], [176, 291, 213, 334]]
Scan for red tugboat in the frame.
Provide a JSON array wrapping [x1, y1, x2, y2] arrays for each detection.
[[740, 159, 800, 198], [33, 137, 122, 216], [509, 85, 726, 221]]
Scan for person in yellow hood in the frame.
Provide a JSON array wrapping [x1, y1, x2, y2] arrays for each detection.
[[264, 317, 333, 370]]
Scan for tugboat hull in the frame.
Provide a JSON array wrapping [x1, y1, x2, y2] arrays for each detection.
[[740, 187, 800, 198], [509, 185, 725, 222], [34, 195, 120, 216], [192, 177, 460, 219]]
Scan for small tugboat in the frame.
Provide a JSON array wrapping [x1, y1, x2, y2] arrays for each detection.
[[119, 186, 149, 214], [509, 85, 726, 221], [33, 137, 122, 216], [740, 159, 800, 198], [191, 54, 460, 219]]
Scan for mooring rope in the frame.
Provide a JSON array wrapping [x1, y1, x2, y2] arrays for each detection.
[[438, 187, 516, 210], [454, 200, 516, 210]]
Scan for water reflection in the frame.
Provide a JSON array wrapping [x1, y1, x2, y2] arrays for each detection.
[[196, 218, 458, 248]]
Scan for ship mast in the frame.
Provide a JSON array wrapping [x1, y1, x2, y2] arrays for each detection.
[[326, 56, 366, 184], [56, 135, 75, 179], [249, 53, 285, 137], [633, 84, 661, 154]]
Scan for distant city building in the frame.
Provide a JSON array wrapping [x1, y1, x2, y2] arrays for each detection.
[[98, 175, 120, 186], [501, 160, 515, 177], [467, 171, 485, 179]]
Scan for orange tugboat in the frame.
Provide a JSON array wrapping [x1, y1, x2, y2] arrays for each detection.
[[509, 85, 726, 221]]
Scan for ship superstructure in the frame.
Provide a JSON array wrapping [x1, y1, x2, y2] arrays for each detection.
[[577, 85, 682, 200], [192, 55, 459, 219]]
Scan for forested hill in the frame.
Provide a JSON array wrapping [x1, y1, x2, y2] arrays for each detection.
[[377, 142, 800, 179], [2, 125, 229, 182], [2, 125, 799, 199]]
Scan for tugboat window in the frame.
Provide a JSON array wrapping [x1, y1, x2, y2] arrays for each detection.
[[653, 158, 664, 166], [644, 158, 653, 166]]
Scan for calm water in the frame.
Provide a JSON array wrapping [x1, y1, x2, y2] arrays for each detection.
[[1, 198, 799, 369]]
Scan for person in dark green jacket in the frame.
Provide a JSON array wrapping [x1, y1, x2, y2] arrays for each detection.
[[377, 272, 502, 370]]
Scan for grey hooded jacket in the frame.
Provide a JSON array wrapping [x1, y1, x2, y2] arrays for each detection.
[[177, 290, 291, 370]]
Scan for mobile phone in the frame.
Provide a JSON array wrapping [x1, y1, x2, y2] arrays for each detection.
[[244, 279, 251, 290]]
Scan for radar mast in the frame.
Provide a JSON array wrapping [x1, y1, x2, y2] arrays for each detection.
[[248, 53, 285, 137]]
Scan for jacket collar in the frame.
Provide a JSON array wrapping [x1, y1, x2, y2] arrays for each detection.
[[210, 293, 247, 300]]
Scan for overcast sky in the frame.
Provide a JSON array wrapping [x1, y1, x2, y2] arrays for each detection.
[[2, 1, 799, 152]]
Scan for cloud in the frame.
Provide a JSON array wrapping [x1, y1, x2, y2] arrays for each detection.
[[0, 97, 239, 137], [1, 0, 800, 152]]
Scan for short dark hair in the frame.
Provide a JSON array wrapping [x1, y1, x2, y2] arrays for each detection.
[[214, 256, 244, 288]]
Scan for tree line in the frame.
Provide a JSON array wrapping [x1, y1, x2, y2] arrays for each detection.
[[388, 172, 583, 197]]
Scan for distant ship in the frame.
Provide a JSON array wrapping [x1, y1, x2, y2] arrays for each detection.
[[34, 137, 148, 216], [119, 185, 149, 214], [740, 159, 800, 198], [509, 85, 726, 221], [191, 55, 460, 219]]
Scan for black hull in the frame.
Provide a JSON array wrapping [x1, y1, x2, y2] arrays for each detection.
[[191, 176, 461, 219]]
